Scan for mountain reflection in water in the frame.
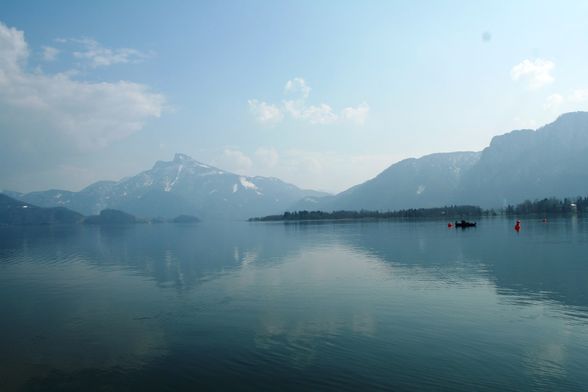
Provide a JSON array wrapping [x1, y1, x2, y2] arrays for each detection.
[[0, 218, 587, 391]]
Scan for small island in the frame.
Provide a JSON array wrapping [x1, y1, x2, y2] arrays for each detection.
[[84, 209, 138, 225], [1, 193, 201, 226], [171, 214, 200, 223]]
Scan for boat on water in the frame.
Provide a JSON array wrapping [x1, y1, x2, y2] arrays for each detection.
[[455, 220, 476, 228]]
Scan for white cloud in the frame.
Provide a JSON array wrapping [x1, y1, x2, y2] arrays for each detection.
[[282, 99, 302, 118], [255, 147, 279, 168], [276, 149, 397, 193], [211, 146, 279, 177], [511, 58, 555, 89], [543, 93, 563, 110], [513, 116, 537, 129], [42, 46, 59, 61], [215, 148, 253, 174], [0, 21, 165, 151], [68, 37, 149, 68], [284, 100, 338, 124], [341, 103, 370, 125], [0, 22, 27, 73], [284, 77, 311, 99], [300, 103, 338, 124], [542, 89, 588, 113], [248, 99, 284, 125], [568, 89, 588, 103], [204, 146, 396, 193], [250, 78, 368, 127]]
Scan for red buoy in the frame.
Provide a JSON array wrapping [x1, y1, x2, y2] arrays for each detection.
[[514, 220, 521, 232], [448, 222, 453, 228]]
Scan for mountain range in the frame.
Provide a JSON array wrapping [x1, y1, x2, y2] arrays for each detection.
[[297, 111, 588, 211], [4, 111, 588, 219], [0, 193, 83, 225], [5, 154, 327, 220]]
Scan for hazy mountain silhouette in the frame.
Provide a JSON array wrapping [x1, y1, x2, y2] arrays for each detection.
[[0, 193, 83, 225], [295, 151, 480, 211], [7, 112, 588, 218], [11, 154, 328, 220], [457, 111, 588, 206], [297, 112, 588, 211]]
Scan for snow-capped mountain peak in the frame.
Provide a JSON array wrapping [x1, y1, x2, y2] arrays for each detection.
[[13, 153, 328, 220]]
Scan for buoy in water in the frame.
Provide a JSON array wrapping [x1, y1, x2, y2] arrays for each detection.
[[514, 220, 521, 232], [448, 222, 453, 228]]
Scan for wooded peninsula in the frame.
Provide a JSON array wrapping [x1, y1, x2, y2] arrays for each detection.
[[249, 196, 588, 222]]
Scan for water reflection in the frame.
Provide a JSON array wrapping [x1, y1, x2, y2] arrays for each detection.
[[1, 218, 588, 391], [1, 223, 308, 291], [332, 218, 588, 312]]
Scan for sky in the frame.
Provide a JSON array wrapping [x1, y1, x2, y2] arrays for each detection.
[[2, 1, 588, 194]]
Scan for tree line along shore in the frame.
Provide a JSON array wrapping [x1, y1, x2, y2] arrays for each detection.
[[249, 196, 588, 222]]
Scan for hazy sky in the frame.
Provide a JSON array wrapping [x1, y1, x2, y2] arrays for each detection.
[[2, 1, 588, 193]]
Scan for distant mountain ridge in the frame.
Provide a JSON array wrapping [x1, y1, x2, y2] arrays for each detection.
[[0, 193, 83, 225], [6, 112, 588, 218], [296, 111, 588, 211], [296, 151, 481, 211], [457, 112, 588, 206], [9, 153, 328, 220]]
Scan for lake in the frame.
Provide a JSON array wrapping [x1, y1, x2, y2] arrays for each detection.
[[1, 217, 588, 391]]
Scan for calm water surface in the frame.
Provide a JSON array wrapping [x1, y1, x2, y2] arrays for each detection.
[[1, 218, 588, 391]]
